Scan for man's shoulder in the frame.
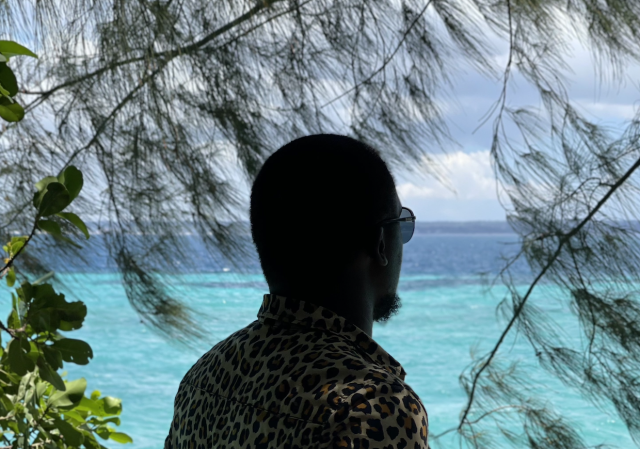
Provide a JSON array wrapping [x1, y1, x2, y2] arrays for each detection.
[[319, 373, 429, 449], [334, 368, 427, 418], [179, 320, 261, 386]]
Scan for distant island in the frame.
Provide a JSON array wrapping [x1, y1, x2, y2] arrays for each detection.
[[415, 221, 515, 234], [415, 220, 640, 234]]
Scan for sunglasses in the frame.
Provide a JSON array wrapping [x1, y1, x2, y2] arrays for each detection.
[[377, 206, 416, 244]]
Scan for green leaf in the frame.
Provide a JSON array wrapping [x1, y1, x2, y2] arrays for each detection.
[[10, 235, 27, 245], [76, 397, 105, 416], [29, 286, 87, 333], [23, 377, 37, 405], [17, 369, 35, 400], [7, 309, 20, 329], [80, 432, 101, 449], [38, 217, 85, 247], [96, 425, 111, 440], [39, 361, 65, 391], [0, 394, 14, 412], [0, 83, 9, 98], [5, 267, 15, 287], [48, 378, 86, 409], [7, 421, 19, 434], [90, 390, 101, 400], [51, 338, 93, 365], [42, 346, 63, 370], [53, 417, 84, 446], [0, 63, 18, 96], [103, 396, 122, 415], [0, 54, 6, 63], [17, 281, 33, 302], [0, 41, 38, 59], [75, 395, 122, 417], [8, 239, 24, 256], [20, 336, 30, 356], [35, 381, 47, 401], [88, 416, 121, 426], [27, 341, 42, 362], [58, 319, 77, 331], [63, 409, 88, 423], [0, 96, 24, 122], [32, 283, 57, 301], [57, 166, 83, 201], [0, 373, 17, 389], [109, 431, 133, 444], [56, 212, 89, 239], [38, 182, 71, 216], [37, 219, 62, 237], [34, 176, 58, 197], [7, 338, 32, 376]]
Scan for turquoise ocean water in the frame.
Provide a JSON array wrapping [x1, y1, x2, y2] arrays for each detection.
[[0, 233, 635, 448]]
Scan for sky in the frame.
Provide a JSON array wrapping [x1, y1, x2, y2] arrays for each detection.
[[395, 44, 640, 221]]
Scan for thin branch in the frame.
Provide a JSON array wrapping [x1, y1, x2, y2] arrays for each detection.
[[24, 0, 286, 111], [59, 62, 168, 172], [490, 246, 525, 289], [320, 0, 434, 108], [458, 152, 640, 430], [0, 219, 39, 274], [432, 405, 524, 441], [474, 0, 514, 134], [0, 320, 16, 338]]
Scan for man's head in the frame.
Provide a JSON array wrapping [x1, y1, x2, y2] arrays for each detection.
[[250, 134, 404, 322]]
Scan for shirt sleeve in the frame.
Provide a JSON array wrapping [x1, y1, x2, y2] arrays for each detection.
[[318, 382, 429, 449]]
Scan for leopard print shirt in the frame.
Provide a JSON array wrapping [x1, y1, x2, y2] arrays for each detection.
[[165, 294, 429, 448]]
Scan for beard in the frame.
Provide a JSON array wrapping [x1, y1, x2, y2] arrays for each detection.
[[373, 293, 402, 322]]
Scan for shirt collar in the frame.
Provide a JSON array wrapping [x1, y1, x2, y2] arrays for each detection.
[[257, 294, 406, 380]]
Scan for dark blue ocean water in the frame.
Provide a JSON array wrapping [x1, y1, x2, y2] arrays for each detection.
[[0, 233, 634, 448]]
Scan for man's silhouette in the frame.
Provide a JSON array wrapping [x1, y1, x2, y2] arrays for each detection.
[[166, 134, 429, 448]]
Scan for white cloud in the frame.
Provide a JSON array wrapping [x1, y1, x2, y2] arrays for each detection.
[[395, 150, 508, 221], [397, 150, 498, 201]]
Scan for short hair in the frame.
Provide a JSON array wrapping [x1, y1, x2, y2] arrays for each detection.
[[250, 134, 397, 286]]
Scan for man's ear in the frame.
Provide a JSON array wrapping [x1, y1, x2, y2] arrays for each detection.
[[375, 227, 389, 267]]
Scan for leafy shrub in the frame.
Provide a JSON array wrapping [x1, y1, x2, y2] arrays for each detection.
[[0, 41, 131, 449]]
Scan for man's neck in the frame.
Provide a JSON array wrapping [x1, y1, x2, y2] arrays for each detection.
[[268, 284, 375, 337]]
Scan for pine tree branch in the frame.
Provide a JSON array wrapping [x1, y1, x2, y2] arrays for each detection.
[[59, 63, 168, 172], [320, 0, 435, 108], [458, 152, 640, 431], [475, 0, 514, 133], [56, 0, 312, 173], [24, 0, 286, 112]]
